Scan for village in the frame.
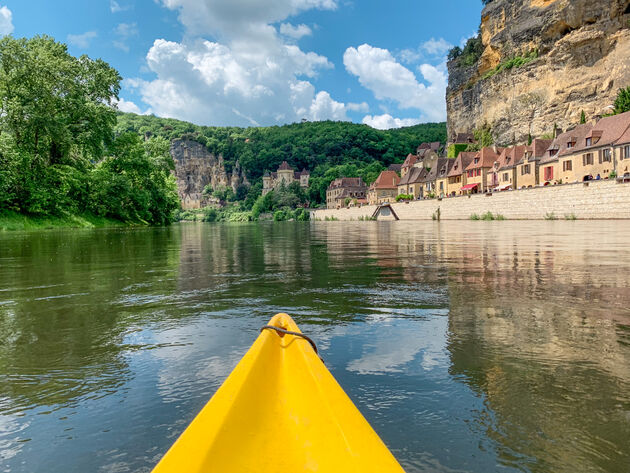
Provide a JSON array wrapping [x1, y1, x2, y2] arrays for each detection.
[[325, 110, 630, 210]]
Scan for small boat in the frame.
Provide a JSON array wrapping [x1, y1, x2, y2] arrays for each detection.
[[152, 313, 405, 472]]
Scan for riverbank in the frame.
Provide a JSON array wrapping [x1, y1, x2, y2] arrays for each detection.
[[0, 211, 128, 231], [312, 179, 630, 221]]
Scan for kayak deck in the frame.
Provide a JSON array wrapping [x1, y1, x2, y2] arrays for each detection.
[[152, 313, 405, 472]]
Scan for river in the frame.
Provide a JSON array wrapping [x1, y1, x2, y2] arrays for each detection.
[[1, 221, 629, 473]]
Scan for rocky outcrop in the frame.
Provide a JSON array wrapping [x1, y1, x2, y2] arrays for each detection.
[[447, 0, 630, 145], [170, 139, 249, 209]]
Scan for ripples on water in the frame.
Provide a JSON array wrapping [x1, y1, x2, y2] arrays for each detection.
[[0, 222, 629, 473]]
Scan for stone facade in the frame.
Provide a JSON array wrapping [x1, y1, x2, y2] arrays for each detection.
[[262, 161, 310, 196], [312, 179, 630, 221], [326, 178, 368, 209], [170, 139, 250, 210], [446, 0, 630, 145]]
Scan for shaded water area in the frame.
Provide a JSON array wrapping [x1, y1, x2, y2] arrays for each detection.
[[1, 221, 630, 473]]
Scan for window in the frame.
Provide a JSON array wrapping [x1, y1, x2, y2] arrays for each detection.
[[467, 170, 473, 178], [583, 153, 593, 166], [474, 158, 480, 164], [585, 137, 592, 147], [440, 182, 444, 190], [521, 164, 531, 175], [476, 169, 481, 177], [502, 172, 509, 181], [563, 160, 572, 172], [550, 149, 558, 156], [567, 142, 574, 148], [506, 157, 511, 165], [544, 166, 554, 181], [625, 145, 630, 159], [602, 149, 611, 162]]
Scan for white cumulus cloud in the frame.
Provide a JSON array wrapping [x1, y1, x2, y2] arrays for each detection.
[[130, 0, 347, 126], [113, 22, 138, 52], [280, 23, 312, 39], [344, 43, 447, 122], [110, 0, 132, 13], [362, 114, 420, 130], [67, 31, 98, 49], [115, 97, 143, 114], [0, 6, 13, 36], [421, 37, 452, 56]]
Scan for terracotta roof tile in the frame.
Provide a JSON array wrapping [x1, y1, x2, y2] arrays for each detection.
[[572, 110, 630, 152], [465, 147, 503, 171], [541, 123, 593, 163], [370, 170, 401, 189], [278, 161, 292, 171], [447, 152, 475, 177]]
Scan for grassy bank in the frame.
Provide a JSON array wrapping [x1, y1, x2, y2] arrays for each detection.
[[176, 206, 310, 223], [0, 211, 127, 231]]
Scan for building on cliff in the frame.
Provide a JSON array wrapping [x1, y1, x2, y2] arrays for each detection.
[[446, 0, 630, 145], [170, 139, 250, 210], [326, 178, 368, 209], [262, 161, 310, 195]]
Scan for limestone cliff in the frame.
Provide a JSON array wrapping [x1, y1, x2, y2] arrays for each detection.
[[447, 0, 630, 145], [170, 139, 249, 209]]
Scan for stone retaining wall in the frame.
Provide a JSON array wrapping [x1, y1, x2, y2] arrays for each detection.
[[311, 180, 630, 221]]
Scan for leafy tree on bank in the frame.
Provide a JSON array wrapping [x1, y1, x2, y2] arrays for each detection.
[[0, 35, 179, 224], [613, 87, 630, 115]]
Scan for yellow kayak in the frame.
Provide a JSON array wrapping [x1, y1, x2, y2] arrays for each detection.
[[152, 313, 406, 472]]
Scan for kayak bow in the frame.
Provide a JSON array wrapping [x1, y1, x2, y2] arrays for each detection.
[[152, 313, 405, 472]]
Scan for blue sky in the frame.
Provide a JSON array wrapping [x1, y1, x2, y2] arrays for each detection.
[[1, 0, 482, 129]]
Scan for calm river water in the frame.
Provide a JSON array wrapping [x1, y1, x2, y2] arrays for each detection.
[[1, 221, 629, 473]]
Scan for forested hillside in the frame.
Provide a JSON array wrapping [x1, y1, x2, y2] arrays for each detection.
[[115, 114, 446, 205]]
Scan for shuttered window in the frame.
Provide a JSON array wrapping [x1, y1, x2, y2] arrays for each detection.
[[563, 160, 572, 172], [544, 166, 553, 181], [583, 153, 593, 166], [625, 146, 630, 159], [602, 149, 611, 162]]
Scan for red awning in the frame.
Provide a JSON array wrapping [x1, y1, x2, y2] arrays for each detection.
[[461, 183, 479, 191]]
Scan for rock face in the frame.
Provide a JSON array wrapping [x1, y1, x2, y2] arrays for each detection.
[[170, 139, 249, 209], [447, 0, 630, 145]]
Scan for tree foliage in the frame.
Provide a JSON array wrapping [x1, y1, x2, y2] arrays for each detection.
[[613, 86, 630, 115], [0, 36, 178, 224]]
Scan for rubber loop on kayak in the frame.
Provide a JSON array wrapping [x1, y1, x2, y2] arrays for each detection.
[[260, 325, 320, 355]]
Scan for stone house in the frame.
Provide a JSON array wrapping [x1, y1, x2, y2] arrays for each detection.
[[615, 122, 630, 178], [397, 167, 428, 199], [539, 123, 593, 185], [368, 170, 400, 205], [560, 111, 630, 183], [400, 153, 418, 178], [262, 161, 310, 195], [488, 145, 527, 191], [326, 177, 368, 209], [435, 158, 456, 198], [515, 139, 553, 188], [463, 146, 503, 193], [446, 151, 476, 196]]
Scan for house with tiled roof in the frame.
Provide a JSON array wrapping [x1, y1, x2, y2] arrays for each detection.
[[434, 158, 456, 197], [463, 146, 503, 193], [401, 153, 419, 177], [539, 123, 593, 185], [615, 118, 630, 179], [368, 170, 400, 205], [488, 145, 527, 191], [326, 177, 368, 209], [559, 111, 630, 183], [446, 151, 475, 196], [515, 138, 553, 188], [262, 161, 310, 195], [397, 167, 428, 199]]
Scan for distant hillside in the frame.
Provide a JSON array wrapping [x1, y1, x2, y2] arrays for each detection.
[[115, 113, 446, 181]]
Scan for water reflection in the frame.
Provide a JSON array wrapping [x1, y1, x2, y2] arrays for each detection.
[[0, 222, 629, 472]]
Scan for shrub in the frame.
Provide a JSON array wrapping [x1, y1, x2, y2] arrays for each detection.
[[564, 213, 577, 220], [396, 193, 413, 202], [202, 207, 218, 222], [470, 213, 480, 220], [544, 212, 557, 220], [609, 170, 618, 179]]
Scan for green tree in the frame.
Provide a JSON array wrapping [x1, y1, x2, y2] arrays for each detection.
[[613, 86, 630, 115], [580, 110, 586, 124]]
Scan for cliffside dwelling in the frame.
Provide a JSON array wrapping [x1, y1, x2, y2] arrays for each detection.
[[326, 178, 368, 209], [368, 171, 400, 205], [463, 146, 503, 194], [170, 139, 250, 210], [446, 151, 476, 196], [262, 161, 310, 195]]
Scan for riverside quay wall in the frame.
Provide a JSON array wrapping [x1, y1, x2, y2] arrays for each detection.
[[311, 180, 630, 221]]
